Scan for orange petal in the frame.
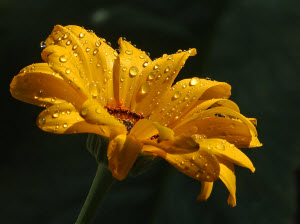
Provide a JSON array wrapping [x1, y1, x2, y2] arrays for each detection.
[[173, 117, 253, 148], [107, 134, 143, 180], [142, 145, 220, 182], [42, 25, 117, 105], [113, 38, 151, 108], [131, 49, 197, 116], [197, 181, 214, 201], [195, 138, 255, 172], [10, 63, 86, 108], [218, 158, 236, 207], [150, 79, 231, 126], [37, 102, 110, 136]]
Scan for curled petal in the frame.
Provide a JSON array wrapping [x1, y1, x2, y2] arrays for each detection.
[[173, 117, 253, 148], [195, 138, 255, 172], [142, 145, 220, 182], [37, 102, 110, 136], [129, 119, 158, 140], [150, 79, 231, 126], [10, 63, 86, 108], [107, 134, 143, 180], [218, 158, 236, 207], [132, 49, 197, 116], [197, 181, 213, 201]]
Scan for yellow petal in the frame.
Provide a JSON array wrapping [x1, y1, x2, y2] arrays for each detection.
[[42, 25, 117, 105], [196, 138, 255, 172], [218, 158, 236, 207], [152, 122, 175, 141], [132, 49, 197, 116], [107, 134, 143, 180], [10, 63, 86, 108], [173, 117, 253, 148], [113, 38, 151, 108], [197, 181, 213, 201], [129, 119, 158, 140], [80, 99, 127, 134], [37, 102, 110, 136], [150, 79, 231, 127], [142, 145, 220, 182]]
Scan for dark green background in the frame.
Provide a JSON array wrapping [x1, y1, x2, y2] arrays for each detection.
[[1, 0, 299, 223]]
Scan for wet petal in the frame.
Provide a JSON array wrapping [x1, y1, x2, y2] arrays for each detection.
[[10, 63, 86, 108], [129, 119, 158, 140], [113, 38, 151, 108], [197, 181, 214, 201], [42, 25, 117, 105], [195, 138, 255, 172], [218, 158, 236, 207], [150, 79, 231, 126], [142, 145, 220, 182], [37, 102, 110, 136], [173, 117, 253, 148], [80, 99, 127, 134], [107, 134, 143, 180], [132, 49, 197, 116]]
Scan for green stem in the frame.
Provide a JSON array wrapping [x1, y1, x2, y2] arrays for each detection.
[[76, 165, 115, 224]]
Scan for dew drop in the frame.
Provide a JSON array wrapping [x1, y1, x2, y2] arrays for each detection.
[[139, 55, 145, 59], [38, 117, 46, 125], [143, 61, 149, 67], [81, 107, 88, 116], [153, 64, 159, 70], [72, 45, 78, 50], [190, 77, 199, 86], [229, 144, 235, 148], [164, 67, 170, 73], [63, 123, 68, 128], [93, 49, 98, 55], [86, 47, 90, 52], [141, 82, 151, 94], [125, 49, 133, 55], [95, 40, 101, 47], [113, 50, 118, 57], [40, 41, 46, 49], [181, 161, 185, 165], [52, 112, 60, 118], [95, 107, 102, 114], [66, 40, 71, 46], [89, 83, 99, 98], [59, 55, 67, 63], [79, 33, 85, 38], [147, 72, 155, 80], [120, 77, 125, 82], [173, 91, 181, 99], [65, 68, 71, 74], [129, 66, 139, 77]]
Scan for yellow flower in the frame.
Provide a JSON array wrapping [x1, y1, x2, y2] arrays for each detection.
[[10, 25, 262, 207]]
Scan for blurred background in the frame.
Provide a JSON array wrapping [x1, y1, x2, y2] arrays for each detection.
[[1, 0, 299, 223]]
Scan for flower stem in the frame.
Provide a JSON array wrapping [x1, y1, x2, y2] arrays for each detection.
[[76, 165, 115, 224]]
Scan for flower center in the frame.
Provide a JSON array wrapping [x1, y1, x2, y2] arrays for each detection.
[[104, 105, 144, 132]]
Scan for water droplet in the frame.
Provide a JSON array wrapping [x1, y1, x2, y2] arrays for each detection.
[[65, 68, 71, 74], [66, 109, 71, 114], [139, 55, 145, 59], [141, 82, 150, 94], [66, 40, 71, 46], [143, 61, 149, 67], [129, 66, 139, 77], [93, 49, 98, 55], [95, 107, 102, 114], [182, 84, 187, 89], [148, 72, 155, 80], [63, 123, 68, 128], [207, 146, 212, 150], [125, 49, 133, 55], [120, 77, 125, 82], [113, 50, 118, 57], [86, 47, 90, 52], [38, 117, 46, 125], [181, 161, 185, 165], [72, 45, 78, 50], [79, 33, 85, 38], [51, 97, 56, 102], [96, 63, 101, 67], [81, 107, 88, 116], [164, 67, 170, 73], [40, 41, 46, 49], [59, 55, 67, 63], [153, 64, 159, 70], [157, 73, 162, 79], [95, 40, 101, 47], [229, 144, 235, 148], [189, 77, 199, 86], [89, 83, 99, 98], [168, 56, 173, 60], [173, 91, 181, 99], [52, 112, 60, 118]]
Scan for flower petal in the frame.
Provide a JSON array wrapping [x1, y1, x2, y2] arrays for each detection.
[[150, 79, 231, 126], [131, 49, 197, 116], [218, 158, 236, 207], [142, 145, 220, 182], [107, 134, 143, 180], [37, 102, 110, 136], [80, 99, 127, 134], [42, 25, 117, 105], [197, 181, 214, 201], [10, 63, 86, 108], [113, 38, 151, 108], [129, 119, 158, 140], [195, 138, 255, 172], [173, 117, 253, 148]]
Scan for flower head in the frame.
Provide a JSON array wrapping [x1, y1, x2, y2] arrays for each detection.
[[10, 25, 262, 206]]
